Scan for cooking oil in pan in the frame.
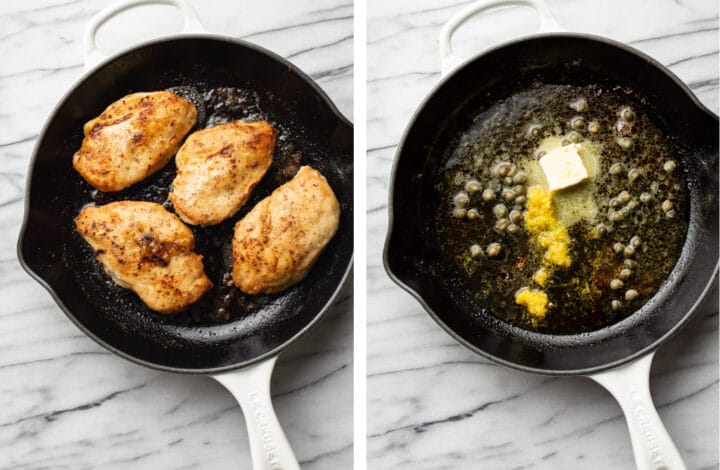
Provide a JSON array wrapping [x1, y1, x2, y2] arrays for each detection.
[[436, 83, 687, 334]]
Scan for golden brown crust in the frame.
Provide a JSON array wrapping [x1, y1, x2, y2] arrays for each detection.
[[73, 91, 197, 192], [232, 166, 340, 295], [169, 120, 276, 226], [75, 201, 212, 313]]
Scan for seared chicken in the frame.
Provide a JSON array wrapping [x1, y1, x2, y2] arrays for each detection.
[[169, 120, 276, 226], [73, 91, 197, 192], [232, 166, 340, 295], [75, 201, 212, 313]]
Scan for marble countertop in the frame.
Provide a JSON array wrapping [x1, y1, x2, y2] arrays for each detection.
[[0, 0, 352, 468], [367, 0, 718, 469]]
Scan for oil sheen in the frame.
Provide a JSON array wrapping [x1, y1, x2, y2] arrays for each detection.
[[436, 83, 687, 334]]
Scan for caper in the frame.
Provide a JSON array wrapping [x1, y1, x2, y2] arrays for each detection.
[[503, 176, 513, 185], [469, 244, 482, 258], [453, 207, 467, 218], [566, 131, 582, 143], [571, 116, 586, 131], [495, 218, 510, 231], [507, 164, 517, 177], [513, 171, 527, 184], [527, 124, 542, 138], [619, 268, 632, 280], [661, 199, 673, 212], [466, 208, 480, 220], [640, 192, 653, 203], [650, 181, 660, 194], [570, 98, 588, 112], [630, 236, 642, 248], [624, 259, 637, 269], [502, 189, 516, 202], [588, 121, 601, 134], [611, 300, 622, 310], [514, 195, 527, 205], [617, 137, 634, 151], [513, 185, 526, 196], [609, 162, 625, 176], [465, 179, 482, 193], [493, 204, 508, 218], [594, 224, 607, 237], [613, 242, 625, 253], [609, 211, 624, 222], [665, 209, 677, 219], [453, 191, 469, 206], [627, 200, 638, 211], [617, 190, 631, 204], [663, 160, 676, 173], [624, 245, 635, 257], [494, 162, 512, 177], [610, 198, 622, 208], [486, 242, 502, 258], [625, 289, 639, 301], [620, 107, 635, 122], [610, 279, 624, 290], [509, 209, 523, 224], [481, 188, 496, 202], [628, 168, 641, 183], [506, 223, 520, 235]]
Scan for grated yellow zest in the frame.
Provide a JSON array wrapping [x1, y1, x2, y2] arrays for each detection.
[[524, 187, 571, 267], [515, 288, 548, 319]]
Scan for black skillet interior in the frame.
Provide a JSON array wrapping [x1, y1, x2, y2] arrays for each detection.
[[18, 36, 353, 373], [385, 35, 718, 375]]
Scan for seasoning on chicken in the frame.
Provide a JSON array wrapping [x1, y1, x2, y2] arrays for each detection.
[[169, 120, 276, 226], [232, 166, 340, 295], [75, 201, 212, 313], [73, 91, 197, 192]]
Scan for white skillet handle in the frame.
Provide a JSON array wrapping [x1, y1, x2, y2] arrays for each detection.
[[212, 357, 300, 470], [84, 0, 207, 70], [439, 0, 564, 75], [588, 352, 686, 470]]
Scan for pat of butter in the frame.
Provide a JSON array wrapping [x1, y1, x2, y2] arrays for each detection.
[[539, 143, 588, 192]]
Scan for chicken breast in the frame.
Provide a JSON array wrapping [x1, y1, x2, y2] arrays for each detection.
[[232, 166, 340, 295], [75, 201, 212, 313], [73, 91, 197, 192], [169, 120, 276, 226]]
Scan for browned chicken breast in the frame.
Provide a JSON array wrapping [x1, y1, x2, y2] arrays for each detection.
[[169, 120, 276, 226], [232, 166, 340, 295], [75, 201, 212, 313], [73, 91, 197, 192]]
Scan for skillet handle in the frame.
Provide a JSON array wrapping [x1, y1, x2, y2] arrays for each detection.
[[439, 0, 564, 75], [212, 357, 300, 470], [84, 0, 207, 71], [588, 352, 687, 470]]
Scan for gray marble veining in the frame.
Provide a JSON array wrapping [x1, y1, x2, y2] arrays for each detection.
[[0, 0, 352, 468], [367, 1, 718, 469]]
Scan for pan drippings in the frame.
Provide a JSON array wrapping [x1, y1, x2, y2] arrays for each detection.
[[436, 83, 687, 334]]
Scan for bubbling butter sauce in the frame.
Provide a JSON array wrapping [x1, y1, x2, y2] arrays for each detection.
[[436, 83, 687, 334]]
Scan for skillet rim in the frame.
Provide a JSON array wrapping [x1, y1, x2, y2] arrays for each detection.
[[383, 32, 719, 376], [17, 33, 354, 375]]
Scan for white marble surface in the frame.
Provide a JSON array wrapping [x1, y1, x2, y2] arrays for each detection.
[[0, 0, 352, 468], [367, 1, 718, 469]]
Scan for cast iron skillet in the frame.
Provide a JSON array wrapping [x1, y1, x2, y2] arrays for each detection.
[[16, 1, 352, 469], [384, 1, 717, 469]]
